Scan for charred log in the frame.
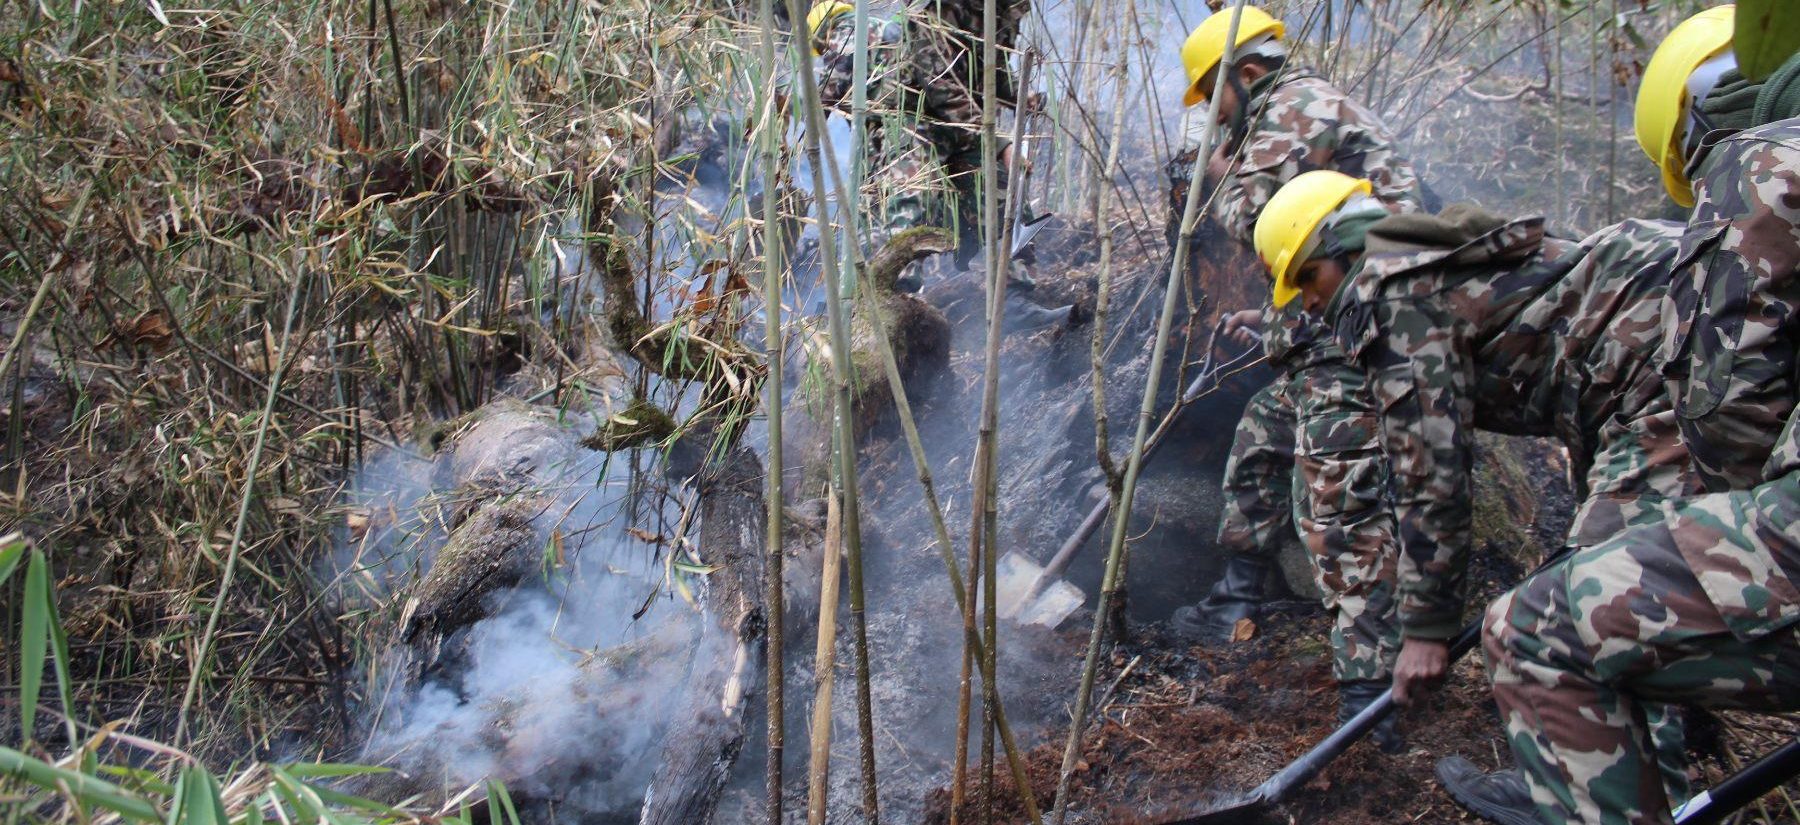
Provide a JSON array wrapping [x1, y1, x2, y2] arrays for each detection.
[[638, 445, 767, 825]]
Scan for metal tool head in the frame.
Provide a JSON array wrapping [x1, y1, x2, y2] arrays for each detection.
[[1010, 211, 1054, 259], [1155, 789, 1270, 824]]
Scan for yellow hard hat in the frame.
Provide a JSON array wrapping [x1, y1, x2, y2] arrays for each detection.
[[1635, 5, 1735, 207], [1180, 5, 1284, 107], [1254, 170, 1372, 308], [806, 1, 854, 56]]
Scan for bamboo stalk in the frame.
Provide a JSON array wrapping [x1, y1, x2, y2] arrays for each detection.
[[806, 490, 843, 825], [1087, 0, 1134, 494], [779, 4, 882, 818], [757, 0, 787, 818], [972, 0, 1003, 814], [953, 519, 978, 824], [175, 265, 309, 745], [844, 0, 871, 295], [795, 22, 1042, 825], [1049, 3, 1252, 823]]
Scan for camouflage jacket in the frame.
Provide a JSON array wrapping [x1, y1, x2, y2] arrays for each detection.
[[1330, 210, 1689, 639], [1166, 68, 1424, 370], [1658, 117, 1800, 490], [815, 11, 988, 164]]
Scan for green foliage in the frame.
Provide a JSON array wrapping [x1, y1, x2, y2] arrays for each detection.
[[1737, 0, 1800, 81], [3, 536, 75, 746], [1, 744, 524, 824]]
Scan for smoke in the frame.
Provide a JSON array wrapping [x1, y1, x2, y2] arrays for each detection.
[[332, 398, 707, 820]]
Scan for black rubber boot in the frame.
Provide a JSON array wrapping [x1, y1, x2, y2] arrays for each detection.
[[1170, 554, 1270, 642], [1338, 680, 1405, 754], [1435, 756, 1544, 825]]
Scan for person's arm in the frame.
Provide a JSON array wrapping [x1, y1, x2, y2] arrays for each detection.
[[1211, 126, 1299, 245], [1344, 290, 1480, 642], [1211, 86, 1335, 245], [911, 25, 999, 162]]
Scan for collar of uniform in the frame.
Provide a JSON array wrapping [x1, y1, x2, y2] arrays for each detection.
[[1358, 208, 1547, 281], [1245, 65, 1320, 112]]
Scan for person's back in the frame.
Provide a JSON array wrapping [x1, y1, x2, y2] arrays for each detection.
[[1334, 209, 1704, 619]]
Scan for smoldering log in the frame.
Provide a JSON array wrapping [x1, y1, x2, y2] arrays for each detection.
[[637, 445, 767, 825], [399, 492, 547, 669]]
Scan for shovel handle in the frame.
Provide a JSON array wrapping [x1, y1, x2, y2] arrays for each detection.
[[1675, 737, 1800, 824]]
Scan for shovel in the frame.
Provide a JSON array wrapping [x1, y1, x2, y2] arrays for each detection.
[[998, 319, 1263, 627], [1159, 622, 1483, 824], [1674, 736, 1800, 824]]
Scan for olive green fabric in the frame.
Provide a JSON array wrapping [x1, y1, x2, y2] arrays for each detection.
[[1753, 50, 1800, 125], [1698, 69, 1761, 135]]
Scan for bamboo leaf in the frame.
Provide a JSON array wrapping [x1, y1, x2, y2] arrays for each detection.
[[486, 780, 521, 825], [168, 766, 228, 825], [45, 563, 79, 744], [0, 532, 28, 586], [280, 763, 393, 780], [0, 745, 164, 821], [20, 549, 49, 740], [1738, 0, 1800, 81], [301, 779, 405, 814]]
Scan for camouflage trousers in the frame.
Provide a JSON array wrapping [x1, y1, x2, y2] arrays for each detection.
[[1483, 482, 1800, 825], [1547, 389, 1701, 812], [1217, 350, 1401, 682]]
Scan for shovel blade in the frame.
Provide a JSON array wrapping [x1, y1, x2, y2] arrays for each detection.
[[1156, 792, 1267, 824], [1010, 212, 1053, 259], [996, 551, 1084, 628]]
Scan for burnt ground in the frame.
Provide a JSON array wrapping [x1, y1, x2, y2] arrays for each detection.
[[923, 553, 1534, 825], [926, 623, 1800, 825], [928, 615, 1500, 824]]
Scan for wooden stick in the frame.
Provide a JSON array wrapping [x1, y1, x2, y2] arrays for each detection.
[[806, 491, 844, 825]]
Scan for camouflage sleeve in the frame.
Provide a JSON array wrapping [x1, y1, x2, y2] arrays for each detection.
[[908, 24, 988, 160], [1342, 291, 1478, 640], [813, 17, 859, 112], [1212, 120, 1307, 246]]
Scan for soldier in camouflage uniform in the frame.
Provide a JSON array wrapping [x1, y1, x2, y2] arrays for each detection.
[[1466, 16, 1800, 822], [812, 4, 1017, 281], [1266, 176, 1706, 820], [1480, 459, 1800, 825], [1166, 6, 1419, 750]]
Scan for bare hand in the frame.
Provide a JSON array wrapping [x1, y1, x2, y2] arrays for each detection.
[[1000, 142, 1031, 175], [1392, 637, 1451, 707], [1220, 308, 1263, 348], [1205, 142, 1234, 184]]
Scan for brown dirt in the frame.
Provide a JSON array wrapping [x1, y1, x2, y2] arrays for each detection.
[[923, 608, 1508, 824]]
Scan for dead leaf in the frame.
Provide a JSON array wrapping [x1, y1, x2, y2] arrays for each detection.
[[626, 526, 665, 545], [101, 310, 175, 352], [1230, 617, 1257, 642]]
